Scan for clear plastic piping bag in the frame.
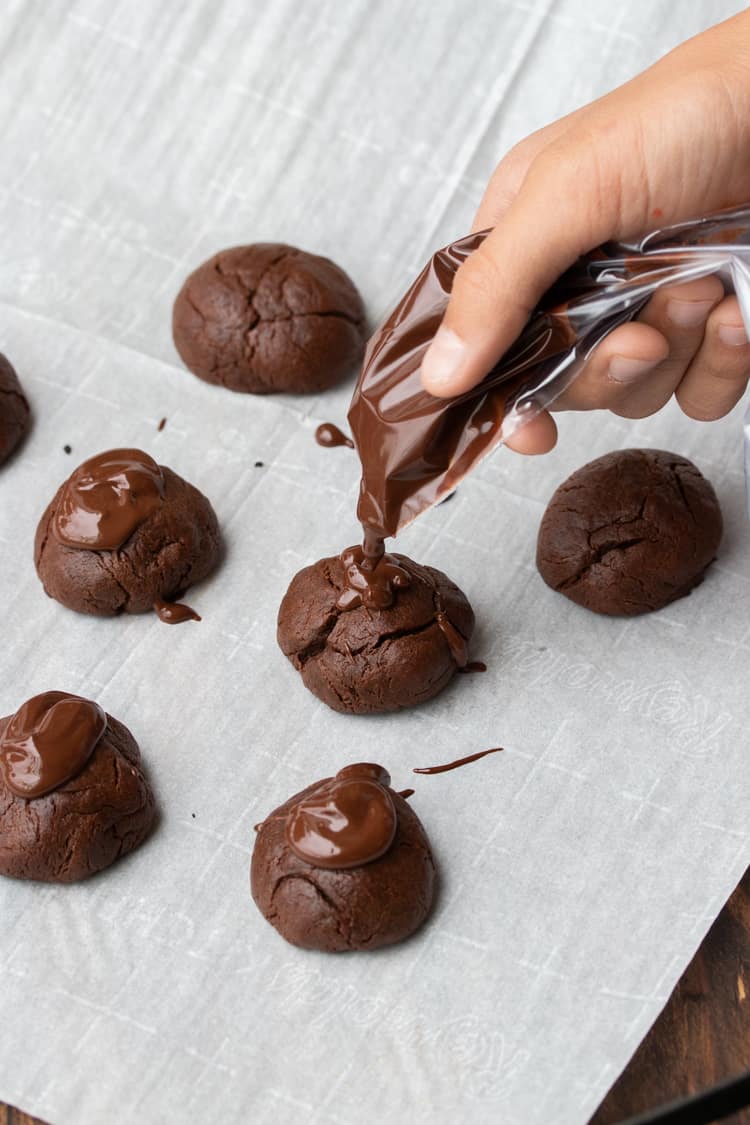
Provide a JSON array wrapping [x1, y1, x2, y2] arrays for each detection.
[[348, 205, 750, 539]]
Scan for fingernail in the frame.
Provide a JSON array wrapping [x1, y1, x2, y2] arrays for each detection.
[[608, 355, 657, 384], [421, 327, 466, 388], [718, 323, 749, 347], [666, 298, 714, 328]]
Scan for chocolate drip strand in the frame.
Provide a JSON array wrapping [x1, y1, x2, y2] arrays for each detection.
[[413, 748, 503, 775]]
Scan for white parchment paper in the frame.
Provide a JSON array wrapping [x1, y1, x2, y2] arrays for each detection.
[[1, 3, 749, 1123]]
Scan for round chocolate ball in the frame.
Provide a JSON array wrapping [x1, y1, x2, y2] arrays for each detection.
[[0, 352, 30, 465], [35, 448, 221, 617], [172, 243, 365, 394], [277, 553, 475, 714], [0, 692, 156, 882], [251, 764, 435, 952], [536, 448, 722, 616]]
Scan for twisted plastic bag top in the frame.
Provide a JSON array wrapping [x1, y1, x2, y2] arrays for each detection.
[[348, 206, 750, 540]]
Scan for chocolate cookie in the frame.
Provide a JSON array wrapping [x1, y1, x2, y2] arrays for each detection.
[[0, 691, 156, 882], [536, 448, 722, 616], [35, 448, 221, 619], [277, 551, 475, 713], [0, 352, 30, 465], [251, 763, 435, 952], [172, 243, 365, 394]]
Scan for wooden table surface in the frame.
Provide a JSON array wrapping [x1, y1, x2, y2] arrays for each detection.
[[2, 869, 749, 1125]]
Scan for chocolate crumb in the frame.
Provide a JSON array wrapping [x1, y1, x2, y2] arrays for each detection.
[[63, 444, 72, 454], [254, 461, 264, 468], [157, 418, 166, 432]]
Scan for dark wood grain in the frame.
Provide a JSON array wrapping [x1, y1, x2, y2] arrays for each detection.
[[2, 873, 749, 1125], [592, 867, 750, 1123], [0, 1109, 45, 1125]]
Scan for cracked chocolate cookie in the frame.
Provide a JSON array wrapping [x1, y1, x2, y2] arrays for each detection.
[[172, 243, 366, 394], [0, 352, 30, 465], [251, 763, 435, 951], [34, 448, 221, 618], [536, 448, 722, 616], [277, 552, 475, 713], [0, 691, 156, 882]]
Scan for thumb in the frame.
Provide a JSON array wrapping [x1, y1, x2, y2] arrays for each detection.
[[420, 142, 624, 398]]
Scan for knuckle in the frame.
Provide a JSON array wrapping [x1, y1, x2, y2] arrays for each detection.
[[529, 128, 623, 244]]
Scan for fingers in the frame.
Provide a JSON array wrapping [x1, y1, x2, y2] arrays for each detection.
[[549, 321, 668, 413], [504, 283, 749, 448], [421, 137, 624, 400], [676, 295, 750, 419], [503, 409, 558, 455], [615, 275, 726, 418], [509, 277, 726, 426]]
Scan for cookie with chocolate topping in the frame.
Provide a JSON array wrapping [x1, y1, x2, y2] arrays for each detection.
[[172, 243, 366, 394], [0, 352, 30, 465], [0, 691, 156, 882], [34, 448, 221, 620], [277, 551, 475, 713], [536, 449, 722, 616], [251, 763, 435, 951]]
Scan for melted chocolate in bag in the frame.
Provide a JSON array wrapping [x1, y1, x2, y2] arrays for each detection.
[[348, 212, 750, 547]]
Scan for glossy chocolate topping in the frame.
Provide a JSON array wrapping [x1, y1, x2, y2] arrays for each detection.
[[337, 547, 470, 668], [337, 545, 411, 610], [153, 598, 201, 624], [413, 747, 503, 775], [347, 228, 698, 542], [0, 691, 106, 798], [315, 422, 354, 449], [53, 448, 165, 550], [285, 763, 397, 869]]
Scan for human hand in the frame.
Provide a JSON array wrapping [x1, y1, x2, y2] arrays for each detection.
[[420, 10, 750, 453]]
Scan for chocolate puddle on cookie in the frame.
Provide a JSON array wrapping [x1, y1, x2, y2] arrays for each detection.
[[0, 691, 107, 798], [337, 545, 411, 610], [153, 597, 201, 624], [285, 764, 397, 870], [53, 448, 166, 551], [336, 543, 471, 669]]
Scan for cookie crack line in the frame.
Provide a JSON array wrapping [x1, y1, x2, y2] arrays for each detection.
[[582, 495, 648, 543], [246, 309, 364, 328], [292, 609, 341, 669], [555, 537, 648, 592], [92, 550, 131, 613], [667, 460, 698, 523], [0, 385, 29, 406], [215, 247, 290, 326], [270, 872, 340, 912], [366, 614, 444, 655]]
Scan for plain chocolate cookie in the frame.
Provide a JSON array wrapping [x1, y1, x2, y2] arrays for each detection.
[[0, 352, 30, 465], [172, 243, 366, 394], [35, 458, 221, 616], [251, 769, 435, 952], [277, 553, 475, 713], [536, 448, 722, 616], [0, 706, 156, 882]]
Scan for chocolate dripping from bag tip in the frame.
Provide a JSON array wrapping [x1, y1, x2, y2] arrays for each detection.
[[344, 206, 750, 611]]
